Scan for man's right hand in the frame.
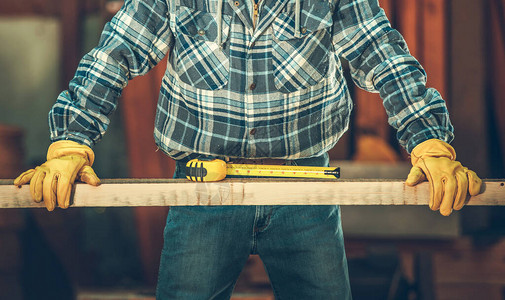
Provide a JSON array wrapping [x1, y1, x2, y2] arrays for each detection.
[[14, 140, 100, 211]]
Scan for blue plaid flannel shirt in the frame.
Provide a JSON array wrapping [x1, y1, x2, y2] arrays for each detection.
[[49, 0, 454, 160]]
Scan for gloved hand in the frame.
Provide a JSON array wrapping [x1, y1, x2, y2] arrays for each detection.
[[405, 139, 482, 216], [14, 140, 100, 211]]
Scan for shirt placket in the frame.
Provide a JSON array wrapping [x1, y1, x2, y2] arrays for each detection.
[[243, 0, 262, 157], [245, 39, 257, 157], [251, 0, 261, 29]]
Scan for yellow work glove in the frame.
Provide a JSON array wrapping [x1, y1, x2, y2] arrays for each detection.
[[14, 140, 100, 211], [405, 139, 482, 216]]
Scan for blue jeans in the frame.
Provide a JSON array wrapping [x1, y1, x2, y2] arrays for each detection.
[[156, 154, 352, 299]]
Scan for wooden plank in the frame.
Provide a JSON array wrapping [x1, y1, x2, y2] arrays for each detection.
[[1, 179, 504, 208]]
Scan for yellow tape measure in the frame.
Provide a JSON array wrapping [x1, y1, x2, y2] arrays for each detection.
[[185, 159, 340, 182]]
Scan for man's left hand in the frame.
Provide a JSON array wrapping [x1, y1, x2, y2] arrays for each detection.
[[405, 139, 482, 216]]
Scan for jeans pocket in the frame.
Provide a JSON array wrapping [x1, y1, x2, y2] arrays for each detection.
[[271, 1, 333, 93], [173, 6, 231, 90]]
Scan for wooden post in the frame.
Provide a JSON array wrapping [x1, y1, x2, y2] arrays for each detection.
[[488, 0, 505, 177], [60, 0, 83, 88], [396, 0, 421, 59], [421, 0, 448, 101], [352, 0, 401, 162], [121, 57, 174, 285], [449, 0, 489, 176]]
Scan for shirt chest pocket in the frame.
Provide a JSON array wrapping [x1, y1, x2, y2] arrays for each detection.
[[271, 2, 333, 93], [173, 6, 232, 90]]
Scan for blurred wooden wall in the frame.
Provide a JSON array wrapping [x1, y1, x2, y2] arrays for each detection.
[[100, 3, 176, 286], [488, 0, 505, 178], [350, 0, 451, 163], [0, 0, 103, 89], [347, 0, 505, 180], [117, 0, 505, 290], [1, 0, 505, 298], [121, 59, 175, 285]]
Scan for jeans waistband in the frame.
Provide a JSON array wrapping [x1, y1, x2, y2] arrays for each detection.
[[176, 152, 329, 167], [227, 158, 288, 165]]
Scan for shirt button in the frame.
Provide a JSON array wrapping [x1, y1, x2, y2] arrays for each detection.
[[301, 27, 307, 34], [249, 128, 257, 135], [249, 83, 256, 90], [198, 29, 205, 36]]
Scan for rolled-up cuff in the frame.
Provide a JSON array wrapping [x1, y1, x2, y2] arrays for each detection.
[[46, 140, 95, 166]]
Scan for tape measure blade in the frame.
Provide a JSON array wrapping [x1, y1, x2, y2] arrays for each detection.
[[226, 164, 339, 179]]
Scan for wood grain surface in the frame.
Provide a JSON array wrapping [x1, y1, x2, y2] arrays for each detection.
[[1, 179, 503, 208]]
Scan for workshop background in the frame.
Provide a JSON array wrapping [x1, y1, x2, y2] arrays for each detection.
[[0, 0, 504, 299]]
